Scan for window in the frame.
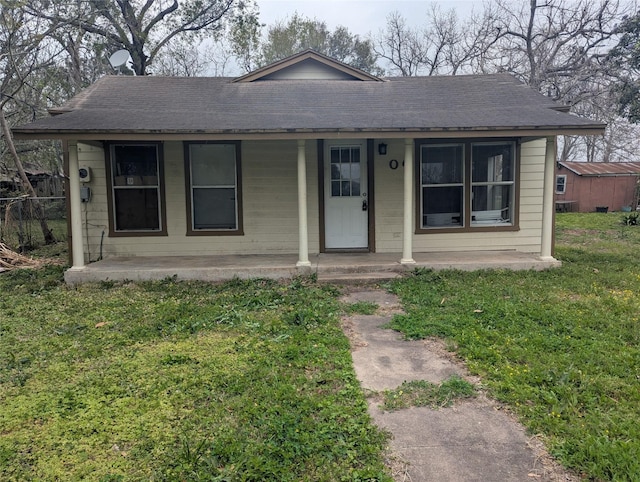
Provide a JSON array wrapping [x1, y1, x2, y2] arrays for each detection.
[[330, 146, 361, 197], [420, 144, 464, 227], [418, 140, 517, 231], [185, 142, 242, 235], [471, 143, 514, 226], [108, 143, 165, 235], [556, 175, 567, 194]]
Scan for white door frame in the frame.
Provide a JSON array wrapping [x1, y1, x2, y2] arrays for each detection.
[[320, 139, 374, 252]]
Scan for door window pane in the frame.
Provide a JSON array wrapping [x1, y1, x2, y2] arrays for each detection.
[[331, 181, 340, 197], [329, 146, 361, 197], [341, 180, 351, 196]]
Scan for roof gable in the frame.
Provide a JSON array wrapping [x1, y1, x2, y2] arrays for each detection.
[[233, 49, 382, 82]]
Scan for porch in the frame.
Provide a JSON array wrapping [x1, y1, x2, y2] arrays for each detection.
[[63, 250, 561, 284]]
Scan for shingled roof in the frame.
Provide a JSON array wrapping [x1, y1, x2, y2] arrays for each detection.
[[13, 51, 605, 140]]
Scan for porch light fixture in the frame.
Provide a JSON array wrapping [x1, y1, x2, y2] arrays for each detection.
[[378, 143, 387, 155]]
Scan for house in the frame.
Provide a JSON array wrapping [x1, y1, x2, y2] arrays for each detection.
[[24, 168, 64, 198], [12, 50, 605, 283], [0, 163, 64, 198], [555, 161, 640, 213], [0, 170, 18, 197]]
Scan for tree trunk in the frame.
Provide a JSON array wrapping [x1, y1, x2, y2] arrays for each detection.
[[0, 108, 56, 245]]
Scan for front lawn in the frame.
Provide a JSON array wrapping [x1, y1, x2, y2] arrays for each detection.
[[0, 273, 390, 481], [3, 211, 638, 480], [388, 212, 640, 481]]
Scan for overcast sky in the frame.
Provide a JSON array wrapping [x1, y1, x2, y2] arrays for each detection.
[[255, 0, 477, 36]]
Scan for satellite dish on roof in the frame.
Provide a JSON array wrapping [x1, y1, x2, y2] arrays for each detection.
[[108, 49, 130, 73]]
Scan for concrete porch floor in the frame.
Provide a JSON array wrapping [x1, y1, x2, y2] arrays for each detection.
[[64, 251, 561, 284]]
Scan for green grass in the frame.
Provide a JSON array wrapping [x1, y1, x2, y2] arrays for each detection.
[[3, 212, 639, 480], [381, 376, 475, 411], [341, 300, 379, 316], [388, 213, 640, 481], [0, 218, 68, 251], [0, 274, 390, 481]]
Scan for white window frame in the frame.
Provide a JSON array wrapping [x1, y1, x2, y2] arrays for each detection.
[[419, 143, 465, 229], [470, 141, 516, 227], [556, 174, 567, 194]]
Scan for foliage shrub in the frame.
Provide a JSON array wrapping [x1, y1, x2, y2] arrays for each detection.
[[620, 210, 639, 225]]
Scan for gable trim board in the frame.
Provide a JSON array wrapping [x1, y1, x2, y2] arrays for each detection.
[[232, 50, 384, 83], [12, 50, 605, 277]]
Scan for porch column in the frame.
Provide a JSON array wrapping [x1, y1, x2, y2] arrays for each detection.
[[296, 139, 311, 267], [541, 136, 556, 260], [401, 138, 416, 265], [68, 141, 85, 269]]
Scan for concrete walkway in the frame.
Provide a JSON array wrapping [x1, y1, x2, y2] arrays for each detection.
[[341, 289, 577, 482]]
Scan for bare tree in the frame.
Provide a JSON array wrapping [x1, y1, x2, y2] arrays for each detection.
[[374, 12, 429, 76], [24, 0, 256, 76], [487, 0, 624, 94], [0, 6, 60, 244], [153, 7, 262, 77], [373, 6, 498, 76], [376, 0, 635, 162], [482, 0, 635, 162], [152, 38, 210, 76]]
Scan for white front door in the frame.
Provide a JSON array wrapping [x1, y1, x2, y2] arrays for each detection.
[[325, 141, 368, 249]]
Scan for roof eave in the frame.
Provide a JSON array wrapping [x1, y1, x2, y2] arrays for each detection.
[[12, 124, 607, 141]]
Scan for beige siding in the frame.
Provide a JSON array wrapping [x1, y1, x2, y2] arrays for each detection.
[[77, 137, 547, 260], [373, 140, 405, 252], [373, 138, 547, 255], [76, 143, 109, 262], [77, 140, 318, 259]]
